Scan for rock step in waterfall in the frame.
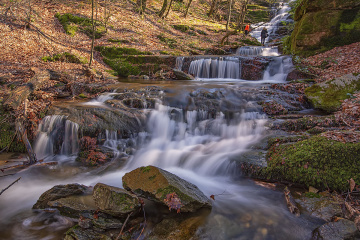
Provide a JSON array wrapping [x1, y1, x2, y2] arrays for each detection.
[[175, 46, 293, 81]]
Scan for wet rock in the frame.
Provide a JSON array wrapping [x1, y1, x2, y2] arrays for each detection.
[[311, 219, 359, 240], [48, 194, 97, 218], [122, 166, 212, 212], [92, 183, 140, 217], [33, 184, 91, 209], [305, 73, 360, 112], [64, 226, 112, 240], [172, 69, 194, 80], [295, 193, 343, 222], [286, 69, 316, 81], [149, 208, 211, 240], [241, 57, 269, 80]]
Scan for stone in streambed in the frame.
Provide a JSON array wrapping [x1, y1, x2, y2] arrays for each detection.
[[92, 183, 140, 217], [122, 166, 212, 212]]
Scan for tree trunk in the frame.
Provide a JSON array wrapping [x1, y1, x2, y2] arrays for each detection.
[[137, 0, 147, 15], [104, 0, 107, 30], [220, 0, 248, 45], [165, 0, 174, 18], [184, 0, 193, 18], [89, 0, 95, 67], [226, 0, 232, 31], [158, 0, 168, 18], [207, 0, 218, 17], [27, 0, 31, 28]]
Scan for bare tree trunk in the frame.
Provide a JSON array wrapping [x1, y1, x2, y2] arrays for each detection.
[[226, 0, 232, 31], [207, 0, 217, 17], [184, 0, 193, 18], [89, 0, 95, 67], [158, 0, 168, 18], [165, 0, 174, 18], [104, 0, 107, 30], [137, 0, 147, 15], [220, 0, 248, 45], [26, 0, 31, 28]]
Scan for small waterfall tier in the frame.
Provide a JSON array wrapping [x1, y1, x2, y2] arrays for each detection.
[[34, 115, 79, 160], [188, 57, 241, 79], [236, 46, 279, 56]]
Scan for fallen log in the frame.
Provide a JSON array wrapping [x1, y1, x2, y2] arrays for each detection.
[[284, 186, 300, 216]]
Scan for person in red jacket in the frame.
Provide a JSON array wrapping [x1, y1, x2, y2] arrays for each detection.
[[244, 24, 250, 36]]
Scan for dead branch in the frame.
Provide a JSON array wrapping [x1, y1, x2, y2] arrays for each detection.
[[115, 212, 133, 240], [284, 187, 300, 216], [0, 177, 21, 196]]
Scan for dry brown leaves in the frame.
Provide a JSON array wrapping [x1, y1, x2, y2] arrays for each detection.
[[303, 42, 360, 83], [335, 92, 360, 128], [321, 131, 360, 143]]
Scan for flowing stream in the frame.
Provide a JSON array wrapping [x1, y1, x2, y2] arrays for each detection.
[[0, 2, 323, 239]]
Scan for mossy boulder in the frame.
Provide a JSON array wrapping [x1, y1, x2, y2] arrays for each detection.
[[92, 183, 140, 217], [288, 0, 360, 56], [305, 73, 360, 112], [33, 184, 91, 209], [265, 135, 360, 191], [122, 166, 212, 212]]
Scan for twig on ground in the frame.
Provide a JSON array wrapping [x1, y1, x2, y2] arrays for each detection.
[[115, 212, 133, 240], [0, 177, 21, 195]]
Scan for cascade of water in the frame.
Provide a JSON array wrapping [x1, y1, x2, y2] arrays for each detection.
[[82, 92, 117, 106], [34, 115, 79, 160], [262, 55, 293, 82], [251, 0, 296, 44], [124, 102, 267, 175], [188, 57, 241, 79], [175, 57, 185, 70], [236, 46, 279, 56]]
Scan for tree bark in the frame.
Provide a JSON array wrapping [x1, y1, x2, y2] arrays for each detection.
[[137, 0, 147, 15], [89, 0, 95, 67], [165, 0, 174, 18], [226, 0, 233, 31], [184, 0, 193, 18], [207, 0, 218, 18], [158, 0, 168, 18]]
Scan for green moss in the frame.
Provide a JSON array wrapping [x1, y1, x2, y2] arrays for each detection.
[[247, 9, 270, 23], [41, 52, 88, 64], [55, 13, 105, 39], [108, 38, 130, 44], [265, 136, 360, 191], [103, 58, 141, 77], [305, 77, 360, 112], [172, 24, 190, 32], [236, 38, 262, 46], [78, 93, 87, 98], [95, 46, 152, 58], [140, 166, 151, 173], [304, 192, 321, 198], [157, 34, 177, 49], [149, 175, 157, 180]]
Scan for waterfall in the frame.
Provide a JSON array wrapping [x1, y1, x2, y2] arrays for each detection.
[[250, 0, 296, 44], [262, 55, 293, 82], [124, 102, 267, 175], [188, 57, 241, 79], [34, 115, 79, 160], [236, 46, 279, 56], [175, 57, 185, 70]]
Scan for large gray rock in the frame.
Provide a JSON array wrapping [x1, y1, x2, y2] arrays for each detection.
[[122, 166, 212, 212], [92, 183, 140, 217], [48, 195, 97, 218], [33, 184, 91, 209], [295, 193, 343, 222], [311, 219, 359, 240], [305, 73, 360, 112], [173, 69, 194, 80]]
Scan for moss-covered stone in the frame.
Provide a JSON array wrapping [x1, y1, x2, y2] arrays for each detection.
[[157, 34, 177, 49], [172, 24, 190, 32], [92, 183, 140, 217], [288, 1, 360, 56], [122, 166, 211, 212], [304, 73, 360, 112], [41, 52, 88, 64], [265, 136, 360, 191]]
